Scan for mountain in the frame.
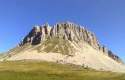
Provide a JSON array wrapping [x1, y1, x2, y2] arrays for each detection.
[[1, 21, 125, 72]]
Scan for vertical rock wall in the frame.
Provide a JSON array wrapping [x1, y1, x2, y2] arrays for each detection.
[[19, 22, 123, 63]]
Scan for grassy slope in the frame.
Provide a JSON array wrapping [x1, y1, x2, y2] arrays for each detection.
[[35, 38, 74, 55], [0, 61, 124, 80]]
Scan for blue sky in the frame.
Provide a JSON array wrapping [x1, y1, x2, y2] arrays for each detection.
[[0, 0, 125, 61]]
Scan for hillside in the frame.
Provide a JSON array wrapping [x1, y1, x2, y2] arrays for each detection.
[[0, 60, 125, 80], [1, 21, 125, 72]]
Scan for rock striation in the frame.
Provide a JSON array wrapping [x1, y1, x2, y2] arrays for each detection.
[[19, 21, 123, 63]]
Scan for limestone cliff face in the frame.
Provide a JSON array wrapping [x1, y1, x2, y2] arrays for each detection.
[[19, 21, 122, 63]]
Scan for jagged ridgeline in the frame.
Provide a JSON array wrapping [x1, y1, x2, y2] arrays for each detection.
[[19, 22, 122, 63]]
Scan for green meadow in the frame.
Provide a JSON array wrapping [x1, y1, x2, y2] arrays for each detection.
[[0, 60, 124, 80]]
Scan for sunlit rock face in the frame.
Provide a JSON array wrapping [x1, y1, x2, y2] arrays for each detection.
[[19, 21, 123, 63]]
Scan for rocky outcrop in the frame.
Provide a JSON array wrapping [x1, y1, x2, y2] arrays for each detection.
[[19, 23, 50, 46], [108, 50, 122, 63], [19, 21, 123, 63]]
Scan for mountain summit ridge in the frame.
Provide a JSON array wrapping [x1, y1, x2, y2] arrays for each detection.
[[2, 21, 125, 72], [19, 21, 122, 63]]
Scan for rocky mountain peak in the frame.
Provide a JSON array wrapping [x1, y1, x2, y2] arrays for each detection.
[[19, 22, 123, 63]]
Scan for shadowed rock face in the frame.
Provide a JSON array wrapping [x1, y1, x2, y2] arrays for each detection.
[[19, 21, 123, 63]]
